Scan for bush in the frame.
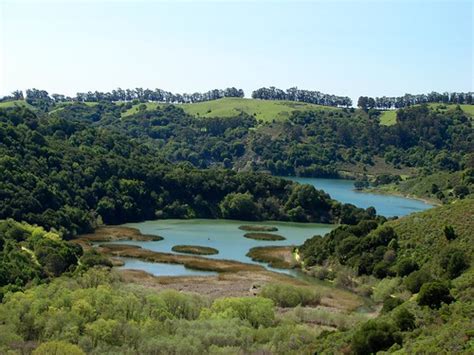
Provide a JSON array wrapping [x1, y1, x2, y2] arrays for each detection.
[[443, 225, 457, 241], [219, 192, 259, 220], [259, 283, 320, 307], [159, 290, 207, 320], [372, 277, 401, 303], [80, 250, 113, 268], [393, 307, 415, 331], [381, 297, 404, 314], [206, 297, 275, 328], [351, 320, 401, 355], [373, 260, 394, 278], [396, 258, 419, 277], [417, 282, 454, 309], [33, 341, 85, 355], [440, 249, 469, 279], [404, 269, 432, 293]]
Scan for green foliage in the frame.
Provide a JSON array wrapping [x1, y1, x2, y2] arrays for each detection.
[[79, 249, 113, 268], [396, 258, 419, 277], [417, 282, 454, 309], [259, 283, 320, 308], [219, 192, 259, 220], [376, 169, 473, 204], [0, 219, 81, 297], [381, 297, 403, 314], [372, 277, 401, 303], [0, 106, 376, 235], [443, 225, 457, 240], [32, 341, 85, 355], [404, 269, 433, 293], [0, 269, 323, 353], [351, 319, 401, 355], [300, 220, 397, 278], [204, 297, 275, 328], [439, 248, 469, 279], [393, 307, 416, 331]]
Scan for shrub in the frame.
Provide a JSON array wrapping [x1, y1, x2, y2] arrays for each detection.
[[417, 282, 454, 309], [381, 297, 403, 314], [373, 260, 394, 278], [443, 225, 457, 241], [393, 308, 416, 331], [372, 278, 401, 303], [396, 258, 419, 277], [440, 249, 469, 279], [259, 283, 320, 307], [33, 341, 85, 355], [159, 290, 207, 320], [80, 250, 113, 268], [351, 320, 401, 355], [404, 269, 432, 293], [219, 192, 259, 220], [206, 297, 275, 328]]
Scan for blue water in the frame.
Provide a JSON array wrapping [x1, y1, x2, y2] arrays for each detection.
[[112, 177, 432, 276], [286, 177, 432, 217], [110, 219, 334, 276]]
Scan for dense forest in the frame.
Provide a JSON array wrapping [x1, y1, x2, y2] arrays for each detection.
[[0, 106, 376, 237], [17, 91, 471, 181]]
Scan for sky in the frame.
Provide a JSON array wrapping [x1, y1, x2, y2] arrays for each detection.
[[0, 0, 472, 103]]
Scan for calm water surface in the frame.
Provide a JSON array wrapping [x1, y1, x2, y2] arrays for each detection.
[[116, 219, 333, 276], [115, 177, 432, 276], [286, 177, 431, 217]]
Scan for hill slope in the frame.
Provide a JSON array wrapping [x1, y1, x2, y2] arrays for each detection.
[[122, 97, 340, 120], [388, 198, 474, 270], [379, 103, 474, 126]]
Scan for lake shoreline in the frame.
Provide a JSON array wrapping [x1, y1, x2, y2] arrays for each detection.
[[361, 186, 441, 207]]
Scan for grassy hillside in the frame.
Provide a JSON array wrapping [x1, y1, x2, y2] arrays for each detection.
[[308, 199, 474, 353], [0, 100, 34, 110], [371, 169, 473, 204], [121, 97, 340, 120], [379, 110, 397, 125], [388, 198, 474, 272], [379, 103, 474, 126], [181, 97, 340, 121]]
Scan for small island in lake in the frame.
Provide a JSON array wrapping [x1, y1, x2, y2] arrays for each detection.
[[246, 246, 296, 269], [243, 233, 286, 241], [172, 245, 219, 255], [239, 225, 278, 232]]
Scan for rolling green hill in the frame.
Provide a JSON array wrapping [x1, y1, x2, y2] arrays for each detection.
[[379, 103, 474, 126], [0, 100, 34, 110], [121, 97, 340, 120], [371, 169, 473, 204], [388, 198, 474, 270]]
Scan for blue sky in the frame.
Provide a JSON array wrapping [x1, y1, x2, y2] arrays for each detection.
[[1, 0, 472, 102]]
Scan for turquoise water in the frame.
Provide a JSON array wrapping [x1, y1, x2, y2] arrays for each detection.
[[286, 177, 432, 217], [115, 219, 334, 276], [115, 177, 432, 276]]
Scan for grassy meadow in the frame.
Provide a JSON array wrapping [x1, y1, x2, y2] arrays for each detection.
[[121, 97, 340, 121], [379, 103, 474, 126]]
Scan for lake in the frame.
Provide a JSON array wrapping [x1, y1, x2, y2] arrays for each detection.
[[286, 177, 431, 217], [115, 219, 334, 276], [115, 177, 432, 276]]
